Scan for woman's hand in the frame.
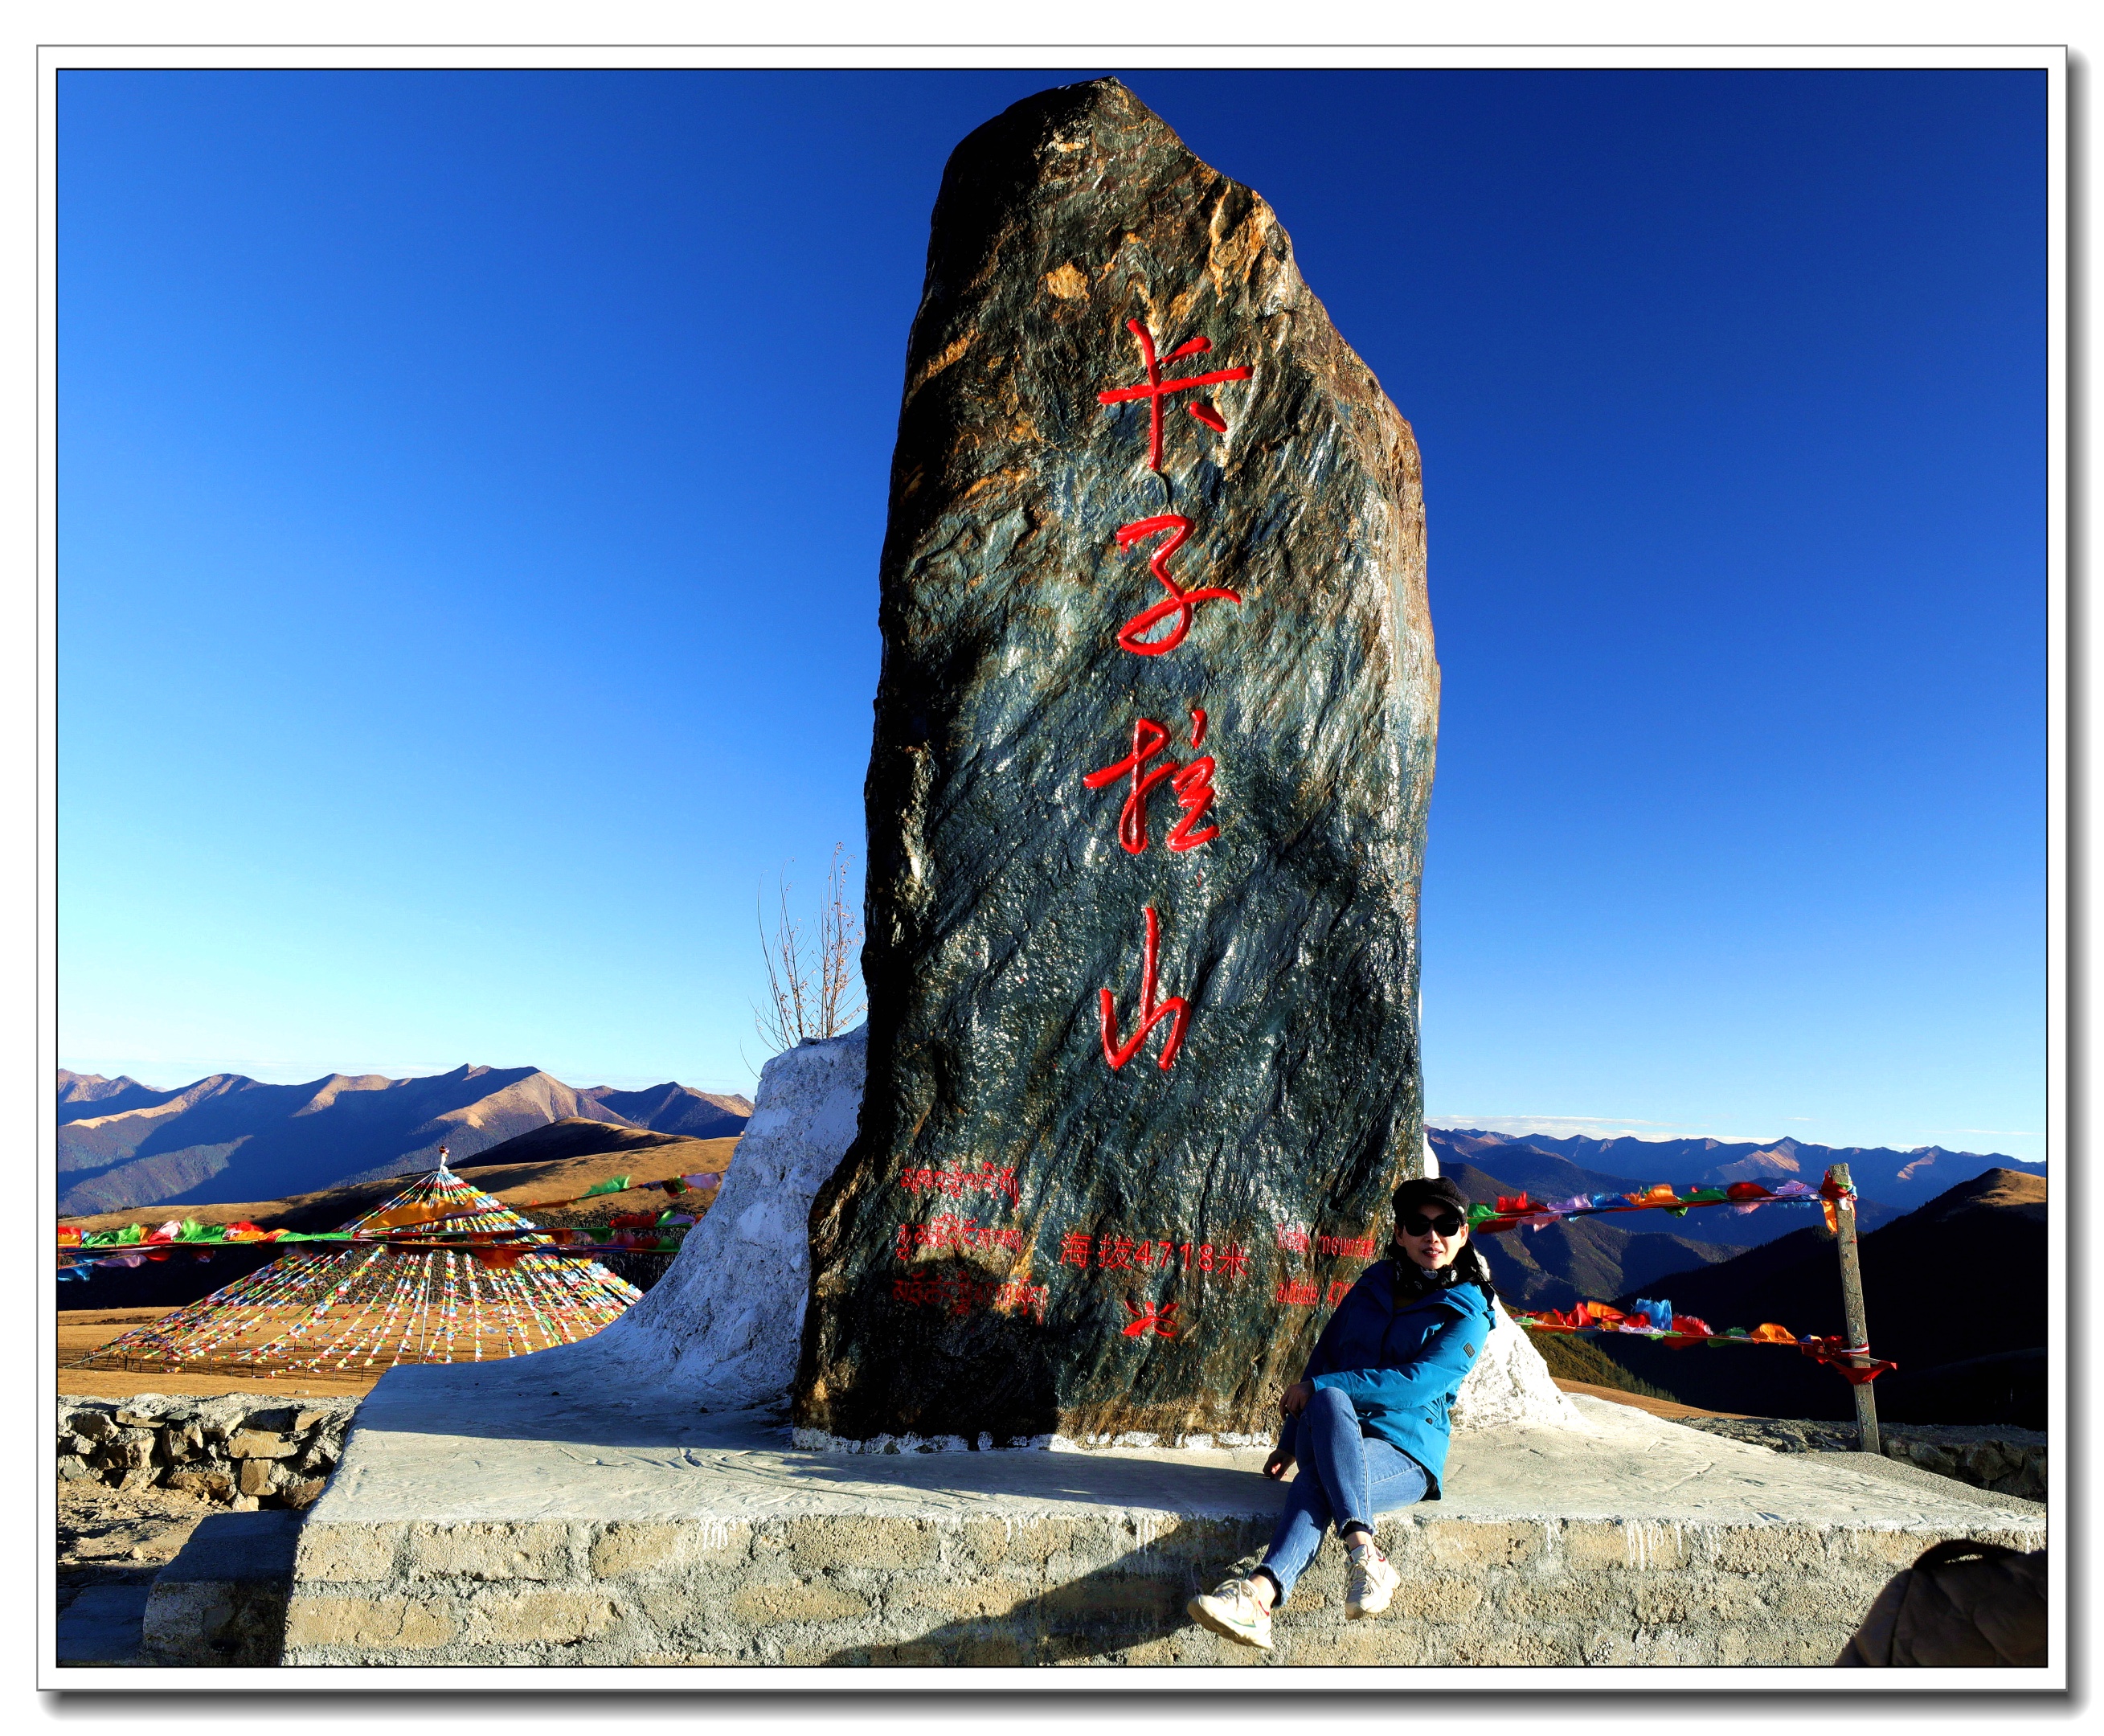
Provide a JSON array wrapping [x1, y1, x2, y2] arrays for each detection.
[[1279, 1380, 1315, 1418], [1263, 1447, 1296, 1481]]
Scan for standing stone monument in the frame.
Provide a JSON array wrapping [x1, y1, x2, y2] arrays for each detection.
[[795, 78, 1437, 1447]]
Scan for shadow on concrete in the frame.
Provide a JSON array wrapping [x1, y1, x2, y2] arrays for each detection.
[[819, 1535, 1267, 1667], [763, 1438, 1287, 1515], [57, 1562, 159, 1622]]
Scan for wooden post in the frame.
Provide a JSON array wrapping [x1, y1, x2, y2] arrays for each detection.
[[1827, 1162, 1881, 1456]]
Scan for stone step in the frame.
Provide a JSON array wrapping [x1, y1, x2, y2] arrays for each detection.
[[279, 1361, 2048, 1668], [55, 1587, 152, 1667], [141, 1508, 301, 1666]]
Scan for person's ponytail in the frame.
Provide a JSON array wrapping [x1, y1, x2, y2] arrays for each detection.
[[1450, 1240, 1498, 1302]]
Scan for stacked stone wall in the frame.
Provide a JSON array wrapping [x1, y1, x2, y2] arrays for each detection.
[[57, 1395, 358, 1510]]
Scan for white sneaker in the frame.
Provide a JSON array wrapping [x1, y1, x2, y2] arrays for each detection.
[[1345, 1543, 1400, 1619], [1187, 1576, 1275, 1649]]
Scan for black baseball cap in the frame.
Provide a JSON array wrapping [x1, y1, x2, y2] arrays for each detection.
[[1391, 1176, 1471, 1222]]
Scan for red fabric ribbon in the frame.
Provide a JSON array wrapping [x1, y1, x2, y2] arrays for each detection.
[[1799, 1335, 1897, 1383]]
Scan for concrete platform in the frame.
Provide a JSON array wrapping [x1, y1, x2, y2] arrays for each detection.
[[280, 1358, 2045, 1668]]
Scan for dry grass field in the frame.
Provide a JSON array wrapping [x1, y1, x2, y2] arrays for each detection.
[[58, 1307, 381, 1399]]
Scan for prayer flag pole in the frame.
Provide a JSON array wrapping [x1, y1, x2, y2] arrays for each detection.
[[1827, 1162, 1881, 1456]]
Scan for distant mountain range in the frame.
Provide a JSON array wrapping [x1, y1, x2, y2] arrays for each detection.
[[1431, 1128, 2041, 1220], [1431, 1127, 2043, 1320], [1451, 1132, 2051, 1424], [56, 1067, 753, 1217]]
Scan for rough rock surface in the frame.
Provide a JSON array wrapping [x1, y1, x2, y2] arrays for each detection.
[[141, 1508, 301, 1667], [490, 1027, 866, 1408], [797, 79, 1437, 1446]]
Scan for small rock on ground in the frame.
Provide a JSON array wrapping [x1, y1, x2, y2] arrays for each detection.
[[57, 1481, 215, 1618]]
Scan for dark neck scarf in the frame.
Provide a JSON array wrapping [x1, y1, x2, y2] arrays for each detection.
[[1389, 1249, 1494, 1304], [1390, 1255, 1464, 1299]]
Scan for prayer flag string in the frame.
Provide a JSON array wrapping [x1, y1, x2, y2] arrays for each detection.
[[1463, 1173, 1856, 1238], [1513, 1297, 1897, 1386]]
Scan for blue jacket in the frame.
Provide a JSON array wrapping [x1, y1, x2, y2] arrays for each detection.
[[1279, 1261, 1495, 1497]]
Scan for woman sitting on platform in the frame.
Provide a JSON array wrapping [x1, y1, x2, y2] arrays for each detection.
[[1186, 1175, 1495, 1652]]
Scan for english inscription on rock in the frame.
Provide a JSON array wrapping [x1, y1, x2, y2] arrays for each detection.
[[794, 78, 1439, 1445]]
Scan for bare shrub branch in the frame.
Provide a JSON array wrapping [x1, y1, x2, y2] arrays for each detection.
[[754, 845, 864, 1054]]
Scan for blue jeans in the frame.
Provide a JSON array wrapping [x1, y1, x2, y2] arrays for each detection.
[[1258, 1386, 1430, 1604]]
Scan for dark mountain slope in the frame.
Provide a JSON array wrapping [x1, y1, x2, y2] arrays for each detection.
[[581, 1083, 753, 1139], [58, 1070, 199, 1124], [1588, 1169, 2047, 1426], [463, 1116, 713, 1168]]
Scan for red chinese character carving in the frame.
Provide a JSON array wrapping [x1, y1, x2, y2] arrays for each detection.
[[1083, 708, 1218, 854], [1060, 1232, 1092, 1267], [1096, 319, 1252, 472], [1221, 1245, 1249, 1279], [1099, 906, 1191, 1071], [1121, 1297, 1181, 1339], [1110, 516, 1242, 657], [1168, 711, 1219, 850], [1083, 715, 1174, 851], [1098, 1234, 1136, 1271]]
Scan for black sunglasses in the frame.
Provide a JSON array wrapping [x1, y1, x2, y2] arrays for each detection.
[[1398, 1211, 1465, 1238]]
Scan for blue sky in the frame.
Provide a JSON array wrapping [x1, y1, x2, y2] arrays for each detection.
[[57, 68, 2046, 1159]]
